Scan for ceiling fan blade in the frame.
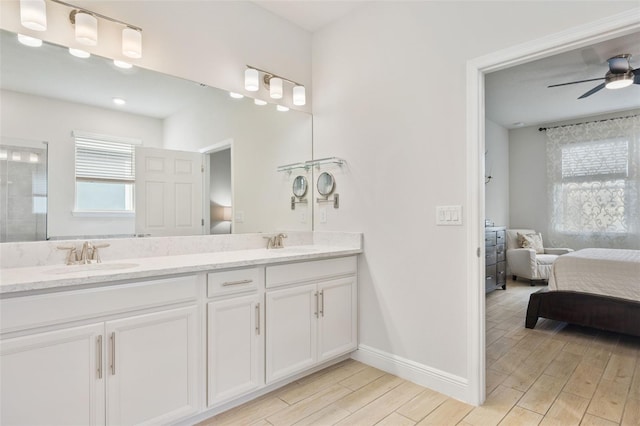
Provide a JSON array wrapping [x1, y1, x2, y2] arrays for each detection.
[[548, 77, 604, 88], [634, 68, 640, 84], [578, 83, 606, 99]]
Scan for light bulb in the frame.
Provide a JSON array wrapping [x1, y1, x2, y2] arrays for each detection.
[[270, 77, 283, 99], [75, 12, 98, 46], [20, 0, 47, 31], [122, 28, 142, 58], [293, 85, 306, 106], [245, 68, 259, 91]]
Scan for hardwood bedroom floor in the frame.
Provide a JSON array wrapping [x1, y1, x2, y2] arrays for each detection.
[[200, 279, 640, 425]]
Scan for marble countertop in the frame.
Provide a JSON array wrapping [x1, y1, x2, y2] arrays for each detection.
[[0, 245, 362, 295]]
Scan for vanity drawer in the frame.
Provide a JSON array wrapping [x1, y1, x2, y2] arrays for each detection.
[[266, 256, 357, 289], [207, 267, 261, 297], [1, 275, 198, 335], [485, 232, 497, 246]]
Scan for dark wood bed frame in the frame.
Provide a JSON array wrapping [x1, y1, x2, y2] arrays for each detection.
[[526, 288, 640, 337]]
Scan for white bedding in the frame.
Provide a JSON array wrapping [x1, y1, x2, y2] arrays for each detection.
[[548, 248, 640, 302]]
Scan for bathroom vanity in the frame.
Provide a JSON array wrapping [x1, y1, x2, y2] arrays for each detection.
[[0, 232, 362, 425]]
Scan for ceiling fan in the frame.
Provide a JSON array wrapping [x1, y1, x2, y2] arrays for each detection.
[[548, 54, 640, 99]]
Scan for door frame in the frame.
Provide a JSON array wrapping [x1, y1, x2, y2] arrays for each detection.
[[465, 9, 640, 405], [200, 139, 233, 235]]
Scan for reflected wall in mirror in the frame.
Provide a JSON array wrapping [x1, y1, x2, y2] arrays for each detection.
[[0, 29, 313, 241]]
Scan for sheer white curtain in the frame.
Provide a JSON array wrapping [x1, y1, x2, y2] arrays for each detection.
[[546, 115, 640, 250]]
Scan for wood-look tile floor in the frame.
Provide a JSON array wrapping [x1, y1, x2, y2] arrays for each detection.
[[200, 279, 640, 425]]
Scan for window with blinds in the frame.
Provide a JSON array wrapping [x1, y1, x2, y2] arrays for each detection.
[[73, 132, 139, 213], [561, 138, 628, 180]]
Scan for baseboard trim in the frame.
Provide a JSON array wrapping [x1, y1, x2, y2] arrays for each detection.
[[351, 344, 471, 403]]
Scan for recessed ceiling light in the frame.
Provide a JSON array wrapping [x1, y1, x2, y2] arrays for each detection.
[[113, 60, 133, 69], [276, 105, 289, 112], [113, 97, 126, 105], [17, 34, 42, 47], [254, 99, 267, 106], [68, 48, 90, 58], [229, 92, 244, 99]]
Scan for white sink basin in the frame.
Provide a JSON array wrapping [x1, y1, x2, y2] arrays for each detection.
[[46, 262, 139, 275]]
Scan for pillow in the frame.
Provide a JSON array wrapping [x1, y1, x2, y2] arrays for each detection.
[[517, 232, 544, 254]]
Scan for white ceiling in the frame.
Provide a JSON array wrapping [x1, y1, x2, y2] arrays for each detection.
[[253, 2, 640, 130], [486, 31, 640, 129], [252, 1, 364, 32]]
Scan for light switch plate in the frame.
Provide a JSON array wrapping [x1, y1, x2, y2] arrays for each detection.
[[436, 205, 462, 225]]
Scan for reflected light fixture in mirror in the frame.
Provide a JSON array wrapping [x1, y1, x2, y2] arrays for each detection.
[[17, 34, 42, 47], [20, 0, 47, 31], [277, 105, 289, 112], [229, 92, 244, 99], [254, 99, 267, 106], [69, 47, 90, 58], [113, 59, 132, 69]]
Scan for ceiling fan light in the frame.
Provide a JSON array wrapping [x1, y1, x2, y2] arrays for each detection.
[[245, 68, 259, 91], [20, 0, 47, 31], [122, 28, 142, 59], [75, 12, 98, 46], [605, 72, 634, 90]]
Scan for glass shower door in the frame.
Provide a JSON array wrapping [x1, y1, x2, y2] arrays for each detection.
[[0, 139, 48, 242]]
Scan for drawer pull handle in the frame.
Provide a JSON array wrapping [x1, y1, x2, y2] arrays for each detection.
[[110, 332, 116, 375], [255, 303, 260, 335], [222, 279, 253, 287], [97, 335, 103, 379]]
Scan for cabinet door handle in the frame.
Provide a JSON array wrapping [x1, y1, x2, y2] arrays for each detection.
[[319, 290, 324, 317], [255, 303, 260, 335], [222, 279, 253, 287], [314, 291, 319, 318], [110, 332, 116, 375], [97, 335, 103, 379]]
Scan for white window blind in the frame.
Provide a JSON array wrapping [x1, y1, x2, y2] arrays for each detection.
[[75, 137, 135, 182], [561, 138, 628, 179]]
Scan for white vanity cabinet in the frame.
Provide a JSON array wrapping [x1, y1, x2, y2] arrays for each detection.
[[0, 275, 200, 426], [207, 267, 264, 406], [265, 257, 357, 384]]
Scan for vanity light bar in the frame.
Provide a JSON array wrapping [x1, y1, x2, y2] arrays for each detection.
[[19, 0, 143, 59], [245, 65, 306, 106]]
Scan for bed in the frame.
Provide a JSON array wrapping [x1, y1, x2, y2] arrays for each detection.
[[525, 248, 640, 337]]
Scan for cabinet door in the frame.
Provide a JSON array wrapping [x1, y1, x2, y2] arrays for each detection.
[[106, 305, 199, 426], [265, 283, 317, 383], [1, 323, 105, 426], [208, 294, 263, 406], [317, 277, 358, 362]]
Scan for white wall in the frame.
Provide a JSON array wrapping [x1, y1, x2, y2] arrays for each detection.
[[0, 90, 163, 238], [485, 120, 509, 227], [311, 0, 639, 400], [0, 0, 312, 112], [509, 108, 640, 242]]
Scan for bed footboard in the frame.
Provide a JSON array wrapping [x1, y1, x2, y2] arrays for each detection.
[[525, 289, 640, 337]]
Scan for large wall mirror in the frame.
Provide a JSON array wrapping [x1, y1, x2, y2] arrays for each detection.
[[0, 29, 313, 242]]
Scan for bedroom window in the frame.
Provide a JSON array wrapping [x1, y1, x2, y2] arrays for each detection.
[[73, 131, 140, 215], [546, 115, 639, 248]]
